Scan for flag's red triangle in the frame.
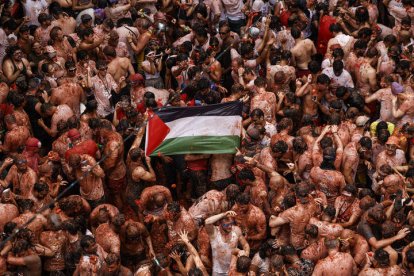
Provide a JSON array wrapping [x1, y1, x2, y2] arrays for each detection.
[[146, 112, 170, 156]]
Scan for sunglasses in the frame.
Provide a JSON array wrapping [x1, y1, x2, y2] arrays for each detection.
[[221, 222, 234, 227]]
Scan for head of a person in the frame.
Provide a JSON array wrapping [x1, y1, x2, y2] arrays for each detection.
[[305, 224, 318, 239], [342, 184, 357, 200], [236, 256, 251, 273], [194, 26, 208, 45], [321, 147, 336, 168], [96, 60, 108, 77], [218, 22, 231, 39], [373, 248, 390, 268], [277, 117, 293, 133], [271, 140, 288, 158], [105, 253, 121, 273], [167, 201, 181, 221], [280, 245, 297, 263], [6, 45, 23, 61], [367, 204, 386, 224], [406, 248, 414, 269], [33, 182, 49, 200], [292, 137, 308, 154], [324, 238, 340, 251], [358, 136, 372, 156], [290, 27, 302, 39], [321, 205, 336, 222], [333, 60, 344, 77], [153, 193, 167, 208], [81, 14, 93, 27], [385, 136, 399, 156], [17, 199, 34, 213], [68, 153, 82, 169], [316, 74, 330, 91], [236, 193, 251, 214], [80, 235, 98, 254], [14, 154, 28, 173]]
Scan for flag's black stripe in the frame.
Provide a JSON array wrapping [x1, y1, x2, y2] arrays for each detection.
[[155, 101, 243, 123]]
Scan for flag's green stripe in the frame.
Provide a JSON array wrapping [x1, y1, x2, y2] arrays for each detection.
[[150, 135, 240, 156]]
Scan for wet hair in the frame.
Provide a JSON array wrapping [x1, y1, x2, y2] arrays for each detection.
[[292, 137, 308, 154], [4, 222, 17, 237], [320, 136, 333, 149], [188, 268, 203, 276], [282, 194, 297, 209], [254, 77, 267, 88], [105, 253, 120, 265], [277, 118, 293, 132], [316, 74, 330, 85], [194, 26, 208, 38], [329, 113, 341, 125], [357, 27, 372, 39], [238, 168, 256, 181], [381, 221, 397, 238], [271, 140, 288, 154], [383, 34, 397, 45], [305, 224, 318, 238], [12, 239, 31, 255], [197, 77, 210, 90], [295, 182, 310, 198], [240, 43, 254, 57], [308, 60, 321, 74], [325, 238, 339, 249], [329, 23, 341, 33], [17, 199, 34, 212], [343, 184, 357, 196], [280, 245, 296, 256], [80, 28, 94, 39], [236, 193, 250, 205], [167, 201, 181, 214], [406, 249, 414, 265], [236, 256, 251, 272], [290, 27, 301, 39], [103, 45, 117, 57], [332, 48, 345, 59], [323, 205, 336, 218], [62, 219, 80, 235], [80, 235, 96, 250], [377, 129, 390, 144], [406, 167, 414, 178], [34, 182, 49, 193], [355, 7, 369, 23], [366, 47, 378, 58], [374, 249, 390, 266], [359, 195, 376, 210], [226, 184, 241, 202], [250, 108, 264, 118], [359, 136, 372, 149]]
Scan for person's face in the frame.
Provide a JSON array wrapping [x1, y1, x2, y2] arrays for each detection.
[[252, 115, 265, 126], [317, 83, 328, 91], [16, 159, 28, 172], [85, 33, 94, 42], [220, 219, 234, 233], [106, 261, 119, 273], [98, 66, 108, 77], [238, 203, 249, 214], [169, 210, 180, 221], [333, 68, 342, 77], [20, 31, 29, 40], [231, 60, 239, 72], [86, 241, 98, 254], [219, 27, 230, 39], [32, 43, 42, 54], [98, 209, 109, 223], [195, 35, 207, 45], [13, 50, 23, 61], [385, 143, 397, 155], [34, 188, 48, 199], [67, 67, 76, 77]]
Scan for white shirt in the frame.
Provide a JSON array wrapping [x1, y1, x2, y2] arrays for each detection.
[[0, 28, 8, 66], [322, 67, 354, 88]]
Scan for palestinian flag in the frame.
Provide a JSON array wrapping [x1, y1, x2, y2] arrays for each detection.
[[145, 101, 243, 156]]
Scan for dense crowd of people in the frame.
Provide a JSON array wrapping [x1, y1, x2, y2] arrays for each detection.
[[0, 0, 414, 275]]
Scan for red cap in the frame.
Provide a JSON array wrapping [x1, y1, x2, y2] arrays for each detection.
[[68, 128, 81, 141], [129, 73, 145, 85], [26, 137, 41, 148]]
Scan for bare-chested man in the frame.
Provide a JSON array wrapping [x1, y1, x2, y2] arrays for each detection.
[[356, 47, 378, 98], [310, 147, 346, 205], [269, 183, 317, 250], [375, 136, 407, 170], [0, 155, 37, 198], [67, 153, 105, 209], [342, 137, 373, 185], [250, 77, 277, 124], [290, 27, 317, 77], [359, 248, 403, 276], [38, 103, 75, 138], [105, 45, 135, 84], [120, 219, 155, 272], [312, 239, 357, 276], [98, 127, 127, 210], [231, 194, 266, 251], [365, 76, 396, 123], [95, 214, 124, 255], [12, 199, 47, 243], [165, 202, 197, 246], [0, 114, 30, 154], [295, 74, 330, 120], [50, 82, 86, 118]]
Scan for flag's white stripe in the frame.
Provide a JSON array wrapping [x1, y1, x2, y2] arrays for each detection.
[[164, 115, 241, 139]]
